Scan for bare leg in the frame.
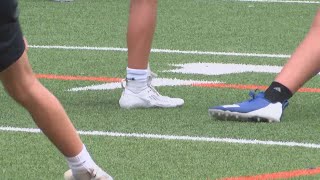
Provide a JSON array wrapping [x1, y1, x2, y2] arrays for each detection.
[[0, 51, 82, 157], [209, 10, 320, 123], [120, 0, 184, 109], [1, 51, 113, 179], [0, 0, 112, 178], [275, 10, 320, 93], [127, 0, 157, 69]]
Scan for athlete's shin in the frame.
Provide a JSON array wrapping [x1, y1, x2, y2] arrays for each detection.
[[127, 0, 157, 69], [0, 52, 83, 157], [275, 10, 320, 93]]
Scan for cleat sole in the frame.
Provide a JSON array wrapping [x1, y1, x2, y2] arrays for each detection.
[[208, 109, 280, 123]]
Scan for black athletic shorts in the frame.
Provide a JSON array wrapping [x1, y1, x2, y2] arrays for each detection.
[[0, 0, 25, 72]]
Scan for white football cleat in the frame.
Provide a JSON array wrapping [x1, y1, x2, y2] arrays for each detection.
[[119, 84, 184, 109], [64, 167, 113, 180], [119, 73, 184, 109]]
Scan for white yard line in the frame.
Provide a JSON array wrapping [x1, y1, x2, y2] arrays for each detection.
[[28, 45, 290, 59], [1, 126, 320, 149], [234, 0, 320, 4]]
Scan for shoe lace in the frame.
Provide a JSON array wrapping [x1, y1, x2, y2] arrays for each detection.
[[147, 72, 161, 96], [282, 100, 289, 109], [248, 90, 290, 109], [248, 89, 259, 102], [91, 168, 97, 178], [148, 84, 161, 96], [150, 71, 158, 79], [121, 78, 127, 89]]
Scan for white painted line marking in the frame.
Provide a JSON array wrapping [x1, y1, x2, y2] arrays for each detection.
[[235, 0, 320, 4], [165, 63, 282, 75], [68, 78, 222, 91], [28, 45, 290, 59], [165, 63, 320, 75], [1, 126, 320, 149]]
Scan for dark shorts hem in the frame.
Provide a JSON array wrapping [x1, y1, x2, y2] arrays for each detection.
[[0, 21, 25, 72]]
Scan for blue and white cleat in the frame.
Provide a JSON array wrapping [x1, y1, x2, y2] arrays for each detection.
[[208, 91, 288, 122]]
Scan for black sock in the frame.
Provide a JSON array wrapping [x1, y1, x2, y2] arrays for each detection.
[[264, 81, 293, 103]]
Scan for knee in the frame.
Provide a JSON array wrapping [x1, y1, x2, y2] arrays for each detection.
[[3, 77, 37, 107]]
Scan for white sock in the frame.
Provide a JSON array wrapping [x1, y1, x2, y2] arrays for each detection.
[[66, 144, 97, 175], [126, 67, 148, 81], [126, 67, 148, 93]]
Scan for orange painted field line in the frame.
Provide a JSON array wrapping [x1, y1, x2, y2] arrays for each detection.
[[219, 167, 320, 180], [35, 73, 320, 93], [35, 74, 122, 82]]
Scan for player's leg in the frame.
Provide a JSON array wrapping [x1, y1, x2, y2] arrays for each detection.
[[0, 1, 112, 179], [119, 0, 184, 109], [209, 10, 320, 122], [272, 9, 320, 94], [1, 52, 113, 180], [1, 52, 85, 157], [127, 0, 157, 70]]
